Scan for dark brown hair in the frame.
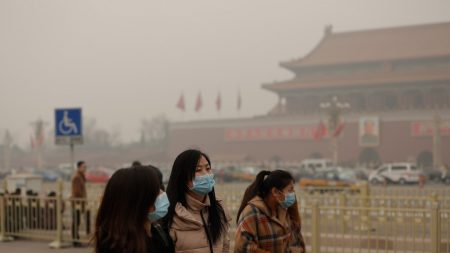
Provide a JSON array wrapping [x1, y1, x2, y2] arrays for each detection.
[[236, 170, 294, 223], [94, 166, 160, 253], [165, 149, 227, 243]]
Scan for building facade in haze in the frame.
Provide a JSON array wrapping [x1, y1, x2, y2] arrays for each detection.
[[169, 22, 450, 168]]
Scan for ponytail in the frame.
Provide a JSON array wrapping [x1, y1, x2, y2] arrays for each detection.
[[236, 170, 294, 223], [236, 170, 270, 223]]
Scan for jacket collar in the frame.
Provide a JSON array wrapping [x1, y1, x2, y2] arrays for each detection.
[[186, 192, 211, 211], [248, 196, 289, 229], [171, 193, 211, 231]]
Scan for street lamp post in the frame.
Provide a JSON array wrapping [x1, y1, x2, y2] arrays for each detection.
[[2, 131, 12, 171], [320, 96, 350, 166], [432, 110, 442, 168], [30, 119, 47, 170]]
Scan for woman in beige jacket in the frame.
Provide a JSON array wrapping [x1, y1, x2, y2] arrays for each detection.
[[165, 149, 231, 253]]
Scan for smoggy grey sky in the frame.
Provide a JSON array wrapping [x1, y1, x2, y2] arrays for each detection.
[[1, 0, 450, 147]]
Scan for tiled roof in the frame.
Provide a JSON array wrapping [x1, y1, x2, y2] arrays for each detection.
[[282, 22, 450, 68], [263, 67, 450, 91]]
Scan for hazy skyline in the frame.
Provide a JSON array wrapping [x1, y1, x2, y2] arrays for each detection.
[[2, 0, 450, 147]]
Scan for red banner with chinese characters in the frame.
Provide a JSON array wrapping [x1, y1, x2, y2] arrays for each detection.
[[224, 125, 326, 142], [410, 121, 450, 137]]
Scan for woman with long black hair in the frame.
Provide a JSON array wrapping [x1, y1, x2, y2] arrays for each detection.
[[165, 149, 231, 253], [234, 170, 305, 253], [94, 165, 174, 253]]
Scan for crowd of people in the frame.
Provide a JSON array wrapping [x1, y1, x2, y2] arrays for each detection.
[[73, 149, 305, 253]]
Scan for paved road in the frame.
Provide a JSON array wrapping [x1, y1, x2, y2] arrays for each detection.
[[0, 240, 92, 253]]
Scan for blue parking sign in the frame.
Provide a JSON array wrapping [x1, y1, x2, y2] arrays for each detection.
[[55, 108, 83, 145]]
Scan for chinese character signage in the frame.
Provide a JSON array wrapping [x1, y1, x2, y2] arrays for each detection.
[[411, 121, 450, 137], [224, 125, 323, 142]]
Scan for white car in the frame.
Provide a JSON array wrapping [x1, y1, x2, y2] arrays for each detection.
[[299, 158, 333, 172], [369, 163, 423, 185]]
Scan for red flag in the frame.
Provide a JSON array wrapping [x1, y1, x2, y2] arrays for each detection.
[[195, 92, 203, 112], [237, 90, 242, 111], [333, 122, 345, 137], [176, 94, 185, 112], [216, 92, 221, 111], [313, 121, 327, 140]]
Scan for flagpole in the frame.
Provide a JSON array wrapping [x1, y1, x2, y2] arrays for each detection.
[[237, 88, 242, 118], [319, 96, 350, 166], [195, 91, 203, 120], [216, 91, 221, 119]]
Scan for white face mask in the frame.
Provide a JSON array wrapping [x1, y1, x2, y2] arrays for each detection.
[[148, 192, 170, 222], [190, 174, 215, 195], [280, 192, 296, 209]]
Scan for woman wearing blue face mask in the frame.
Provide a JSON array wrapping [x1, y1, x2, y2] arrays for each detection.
[[235, 170, 305, 253], [165, 149, 231, 253], [94, 165, 174, 253]]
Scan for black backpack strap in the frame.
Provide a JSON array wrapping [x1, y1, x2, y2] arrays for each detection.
[[152, 223, 174, 252], [152, 223, 171, 248], [200, 209, 214, 253]]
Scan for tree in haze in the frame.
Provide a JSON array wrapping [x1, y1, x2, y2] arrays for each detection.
[[139, 114, 169, 149], [83, 118, 122, 148], [2, 130, 13, 171]]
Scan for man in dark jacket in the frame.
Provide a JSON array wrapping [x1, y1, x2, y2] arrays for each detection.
[[71, 161, 87, 247]]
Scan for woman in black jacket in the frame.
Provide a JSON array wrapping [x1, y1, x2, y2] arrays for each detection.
[[94, 165, 174, 253]]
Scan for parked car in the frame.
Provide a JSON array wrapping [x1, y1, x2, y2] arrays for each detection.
[[299, 158, 333, 172], [5, 173, 44, 194], [351, 167, 370, 181], [369, 163, 423, 185], [57, 163, 75, 181], [442, 171, 450, 185], [422, 168, 443, 183], [233, 166, 264, 182], [337, 169, 360, 182], [216, 166, 239, 183], [299, 169, 360, 192], [35, 170, 60, 182], [0, 171, 11, 180], [85, 169, 110, 183], [216, 165, 265, 182], [285, 166, 314, 181]]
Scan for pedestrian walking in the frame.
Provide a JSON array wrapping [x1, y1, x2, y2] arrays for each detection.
[[71, 161, 87, 247], [234, 170, 305, 253], [94, 165, 174, 253], [165, 149, 231, 253]]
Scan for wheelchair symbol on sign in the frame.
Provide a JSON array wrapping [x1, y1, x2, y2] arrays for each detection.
[[58, 111, 78, 135]]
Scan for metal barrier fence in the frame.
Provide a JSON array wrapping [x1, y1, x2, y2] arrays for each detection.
[[299, 193, 450, 210], [1, 181, 449, 252], [370, 186, 450, 198], [300, 203, 449, 253], [441, 209, 450, 253], [217, 184, 450, 253], [2, 195, 57, 241], [0, 181, 99, 248]]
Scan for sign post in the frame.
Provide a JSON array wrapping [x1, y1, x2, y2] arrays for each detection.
[[54, 108, 83, 170], [51, 108, 82, 248]]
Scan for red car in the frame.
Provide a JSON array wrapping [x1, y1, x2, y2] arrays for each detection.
[[85, 169, 110, 183]]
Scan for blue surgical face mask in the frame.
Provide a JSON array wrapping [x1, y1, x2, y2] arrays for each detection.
[[190, 174, 215, 195], [148, 192, 170, 222], [280, 192, 296, 209]]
